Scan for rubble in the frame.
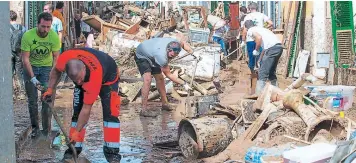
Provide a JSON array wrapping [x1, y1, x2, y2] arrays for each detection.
[[12, 1, 356, 163]]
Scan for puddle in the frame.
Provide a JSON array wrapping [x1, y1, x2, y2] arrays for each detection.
[[17, 89, 181, 162]]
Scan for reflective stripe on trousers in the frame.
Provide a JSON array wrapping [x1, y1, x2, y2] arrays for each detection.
[[103, 121, 120, 148]]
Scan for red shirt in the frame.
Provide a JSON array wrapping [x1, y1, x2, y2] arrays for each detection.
[[56, 48, 118, 105]]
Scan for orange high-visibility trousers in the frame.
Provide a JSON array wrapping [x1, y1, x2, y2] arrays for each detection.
[[69, 79, 121, 161]]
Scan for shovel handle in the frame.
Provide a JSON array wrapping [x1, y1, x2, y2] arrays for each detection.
[[40, 86, 79, 163], [48, 101, 79, 163], [36, 76, 79, 162]]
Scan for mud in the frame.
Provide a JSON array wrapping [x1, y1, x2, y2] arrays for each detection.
[[345, 105, 356, 122], [16, 88, 187, 163], [257, 136, 303, 148], [311, 129, 335, 143], [16, 58, 338, 163], [13, 99, 32, 157], [218, 61, 251, 106]]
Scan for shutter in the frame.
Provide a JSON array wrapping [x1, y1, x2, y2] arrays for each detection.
[[223, 1, 229, 17], [287, 2, 304, 77], [27, 1, 46, 29], [210, 1, 218, 13], [330, 1, 355, 67]]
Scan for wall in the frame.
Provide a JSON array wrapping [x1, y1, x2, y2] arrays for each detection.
[[311, 1, 328, 78], [0, 1, 16, 162], [277, 1, 333, 80], [9, 1, 24, 25], [277, 1, 314, 76]]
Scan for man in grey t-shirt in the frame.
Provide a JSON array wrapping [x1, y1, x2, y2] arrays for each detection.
[[135, 37, 194, 117]]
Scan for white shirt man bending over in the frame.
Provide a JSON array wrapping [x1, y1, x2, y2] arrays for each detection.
[[245, 20, 283, 95]]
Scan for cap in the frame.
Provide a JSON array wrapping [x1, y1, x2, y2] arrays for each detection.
[[168, 41, 182, 53]]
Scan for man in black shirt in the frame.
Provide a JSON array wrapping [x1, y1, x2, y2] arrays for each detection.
[[73, 13, 82, 43]]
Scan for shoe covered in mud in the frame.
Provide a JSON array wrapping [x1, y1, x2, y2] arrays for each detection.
[[103, 146, 121, 163], [62, 147, 82, 160], [139, 109, 158, 117], [31, 127, 39, 138], [162, 103, 174, 111]]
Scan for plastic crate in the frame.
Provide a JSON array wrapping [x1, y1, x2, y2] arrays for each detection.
[[189, 28, 210, 44]]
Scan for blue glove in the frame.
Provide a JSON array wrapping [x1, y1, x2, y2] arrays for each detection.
[[30, 77, 41, 86]]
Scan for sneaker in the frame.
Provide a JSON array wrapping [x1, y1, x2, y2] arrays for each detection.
[[139, 109, 158, 117]]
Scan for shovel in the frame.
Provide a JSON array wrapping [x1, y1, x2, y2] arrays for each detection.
[[37, 85, 79, 163], [183, 55, 202, 118]]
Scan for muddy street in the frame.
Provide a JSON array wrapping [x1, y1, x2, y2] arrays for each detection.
[[14, 60, 295, 163], [4, 1, 356, 162], [16, 87, 186, 163]]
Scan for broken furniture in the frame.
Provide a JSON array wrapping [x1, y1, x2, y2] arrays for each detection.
[[82, 15, 126, 42], [183, 95, 219, 118], [283, 89, 346, 141], [181, 6, 210, 44], [181, 6, 208, 30]]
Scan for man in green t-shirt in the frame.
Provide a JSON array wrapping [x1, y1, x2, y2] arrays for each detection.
[[21, 12, 61, 138]]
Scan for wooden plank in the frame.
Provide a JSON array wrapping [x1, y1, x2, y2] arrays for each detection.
[[125, 19, 141, 34], [241, 103, 276, 140], [83, 15, 127, 32], [180, 74, 208, 95], [283, 2, 300, 78], [82, 15, 104, 32], [125, 5, 142, 13], [282, 1, 293, 45]]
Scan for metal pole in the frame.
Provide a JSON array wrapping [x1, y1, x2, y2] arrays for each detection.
[[0, 1, 16, 162]]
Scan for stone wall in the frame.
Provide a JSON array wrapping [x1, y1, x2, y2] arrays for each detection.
[[334, 68, 356, 86], [9, 1, 24, 25]]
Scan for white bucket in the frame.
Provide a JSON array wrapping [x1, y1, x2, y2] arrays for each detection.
[[173, 46, 220, 81]]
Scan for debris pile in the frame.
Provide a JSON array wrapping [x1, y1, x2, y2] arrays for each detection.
[[77, 2, 356, 163]]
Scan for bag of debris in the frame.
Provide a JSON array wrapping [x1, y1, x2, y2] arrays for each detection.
[[108, 33, 140, 58], [245, 143, 293, 163], [207, 15, 226, 30]]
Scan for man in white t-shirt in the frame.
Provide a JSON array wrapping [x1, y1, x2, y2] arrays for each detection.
[[241, 2, 273, 95], [242, 2, 273, 72], [245, 20, 283, 95]]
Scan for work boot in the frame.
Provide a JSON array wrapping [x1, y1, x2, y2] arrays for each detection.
[[139, 109, 158, 117], [103, 146, 121, 163], [255, 80, 266, 95], [62, 147, 82, 160], [270, 79, 278, 87], [162, 103, 174, 111]]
